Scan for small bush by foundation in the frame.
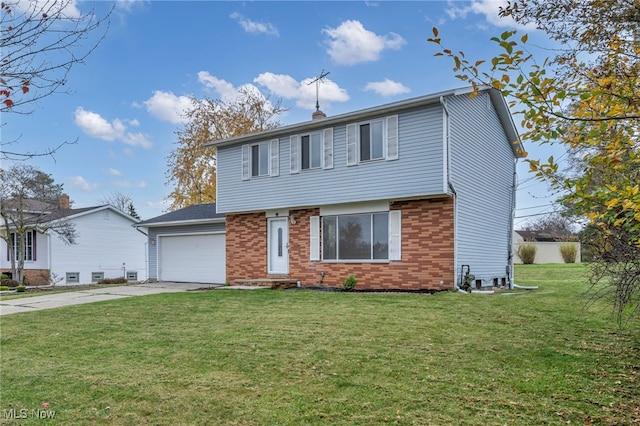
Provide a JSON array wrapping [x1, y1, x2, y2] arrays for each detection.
[[98, 277, 128, 285]]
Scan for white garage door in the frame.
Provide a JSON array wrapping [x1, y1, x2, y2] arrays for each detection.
[[158, 233, 226, 283]]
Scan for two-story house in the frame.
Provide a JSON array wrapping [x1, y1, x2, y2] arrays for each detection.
[[207, 86, 523, 291]]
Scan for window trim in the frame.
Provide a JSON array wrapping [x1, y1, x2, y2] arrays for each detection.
[[10, 230, 36, 262], [290, 128, 333, 174], [301, 132, 323, 170], [314, 211, 401, 262], [346, 115, 398, 166], [242, 139, 279, 180]]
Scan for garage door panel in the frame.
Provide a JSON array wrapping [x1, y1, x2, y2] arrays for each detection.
[[159, 234, 225, 283]]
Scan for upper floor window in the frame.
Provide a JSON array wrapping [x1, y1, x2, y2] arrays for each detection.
[[242, 139, 279, 180], [290, 128, 334, 174], [251, 142, 270, 177], [359, 121, 384, 161], [301, 133, 322, 170], [347, 115, 398, 165]]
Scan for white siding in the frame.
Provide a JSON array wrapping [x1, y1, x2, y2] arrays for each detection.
[[48, 210, 147, 284]]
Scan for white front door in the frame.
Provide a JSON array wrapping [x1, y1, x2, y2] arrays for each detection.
[[268, 217, 289, 274]]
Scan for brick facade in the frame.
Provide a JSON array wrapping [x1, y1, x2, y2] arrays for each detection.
[[226, 198, 455, 291], [1, 269, 50, 286]]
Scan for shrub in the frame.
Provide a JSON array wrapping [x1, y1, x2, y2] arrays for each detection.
[[517, 243, 537, 264], [98, 277, 128, 284], [342, 275, 357, 291], [560, 243, 578, 263], [16, 285, 26, 292], [0, 285, 10, 291], [1, 279, 20, 288], [0, 274, 8, 280]]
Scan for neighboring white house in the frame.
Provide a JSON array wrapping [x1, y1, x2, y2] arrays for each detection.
[[1, 205, 148, 285], [513, 230, 581, 264]]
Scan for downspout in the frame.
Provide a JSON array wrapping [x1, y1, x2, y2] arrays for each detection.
[[440, 96, 462, 292], [507, 158, 517, 289]]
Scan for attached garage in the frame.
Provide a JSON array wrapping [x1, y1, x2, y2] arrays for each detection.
[[134, 203, 226, 284], [158, 233, 225, 283]]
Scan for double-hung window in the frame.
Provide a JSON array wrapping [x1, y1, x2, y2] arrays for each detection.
[[9, 231, 36, 261], [359, 121, 384, 161], [242, 139, 279, 180], [346, 115, 398, 165], [301, 133, 322, 170], [290, 128, 334, 174], [251, 142, 270, 177]]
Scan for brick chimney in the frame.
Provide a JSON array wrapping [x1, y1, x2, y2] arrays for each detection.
[[58, 193, 70, 210]]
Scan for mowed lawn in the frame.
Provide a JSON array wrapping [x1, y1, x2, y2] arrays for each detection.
[[1, 264, 638, 425]]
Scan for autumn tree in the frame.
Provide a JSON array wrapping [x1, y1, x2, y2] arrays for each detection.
[[1, 0, 112, 159], [99, 191, 141, 220], [429, 0, 639, 325], [166, 87, 286, 211], [0, 165, 77, 284]]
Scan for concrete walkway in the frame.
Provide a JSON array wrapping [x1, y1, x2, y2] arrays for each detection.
[[0, 282, 229, 316]]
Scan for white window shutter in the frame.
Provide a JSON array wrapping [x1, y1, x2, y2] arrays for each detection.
[[386, 115, 399, 160], [241, 144, 250, 180], [270, 138, 279, 176], [389, 210, 401, 260], [290, 135, 300, 174], [346, 123, 357, 165], [323, 128, 333, 169], [310, 216, 320, 261]]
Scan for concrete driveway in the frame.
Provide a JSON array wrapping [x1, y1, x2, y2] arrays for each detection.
[[0, 282, 222, 316]]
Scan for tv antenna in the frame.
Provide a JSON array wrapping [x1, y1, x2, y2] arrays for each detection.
[[308, 69, 330, 111]]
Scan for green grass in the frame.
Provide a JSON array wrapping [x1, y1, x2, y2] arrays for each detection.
[[1, 264, 638, 425]]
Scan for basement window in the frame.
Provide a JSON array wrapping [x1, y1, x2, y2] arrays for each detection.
[[66, 272, 80, 284], [126, 271, 138, 281], [92, 272, 104, 282]]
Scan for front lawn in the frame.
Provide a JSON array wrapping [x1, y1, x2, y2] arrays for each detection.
[[0, 264, 638, 425]]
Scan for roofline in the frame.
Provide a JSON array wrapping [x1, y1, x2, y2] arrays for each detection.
[[205, 85, 523, 157], [206, 86, 479, 149], [135, 217, 225, 228], [44, 205, 140, 224]]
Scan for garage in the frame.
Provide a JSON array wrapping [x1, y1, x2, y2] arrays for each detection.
[[158, 233, 226, 283]]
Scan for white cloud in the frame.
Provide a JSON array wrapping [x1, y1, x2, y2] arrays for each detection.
[[122, 132, 152, 149], [68, 176, 98, 191], [15, 0, 81, 19], [197, 72, 240, 101], [106, 168, 122, 176], [74, 107, 152, 148], [230, 12, 279, 36], [445, 0, 536, 29], [74, 107, 124, 141], [323, 20, 406, 66], [364, 79, 411, 97], [142, 90, 192, 124], [254, 72, 349, 110]]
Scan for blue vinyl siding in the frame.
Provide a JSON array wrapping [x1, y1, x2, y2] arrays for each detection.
[[147, 223, 225, 280], [448, 92, 516, 284], [216, 105, 445, 213]]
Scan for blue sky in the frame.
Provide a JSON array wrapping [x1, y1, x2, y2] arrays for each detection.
[[2, 0, 564, 226]]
